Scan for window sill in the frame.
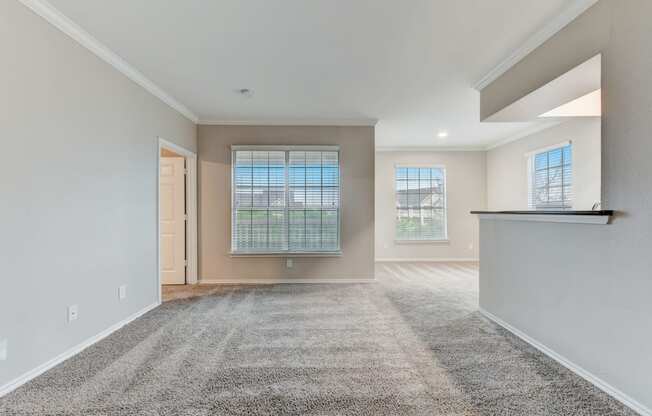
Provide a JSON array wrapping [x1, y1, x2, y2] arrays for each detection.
[[394, 239, 449, 244], [230, 252, 342, 258]]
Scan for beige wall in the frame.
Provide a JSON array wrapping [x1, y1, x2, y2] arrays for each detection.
[[0, 0, 196, 390], [487, 118, 601, 210], [197, 125, 374, 281], [479, 0, 652, 412], [375, 151, 485, 261]]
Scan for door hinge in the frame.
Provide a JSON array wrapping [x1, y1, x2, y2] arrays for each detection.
[[184, 214, 188, 221], [184, 168, 189, 175], [184, 259, 188, 267]]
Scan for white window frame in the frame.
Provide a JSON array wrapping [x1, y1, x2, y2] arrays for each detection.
[[526, 141, 573, 210], [230, 145, 342, 256], [394, 164, 448, 243]]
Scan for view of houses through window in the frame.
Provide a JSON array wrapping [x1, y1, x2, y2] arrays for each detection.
[[232, 147, 340, 253], [395, 166, 447, 241]]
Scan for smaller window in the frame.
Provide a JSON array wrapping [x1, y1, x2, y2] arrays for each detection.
[[395, 166, 447, 241], [528, 143, 572, 209]]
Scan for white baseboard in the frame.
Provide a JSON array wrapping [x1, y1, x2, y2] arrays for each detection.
[[375, 258, 479, 263], [0, 302, 160, 399], [480, 308, 651, 416], [200, 277, 375, 284]]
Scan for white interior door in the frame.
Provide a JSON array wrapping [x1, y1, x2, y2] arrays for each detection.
[[160, 157, 186, 285]]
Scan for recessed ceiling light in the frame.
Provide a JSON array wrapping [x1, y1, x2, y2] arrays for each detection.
[[437, 131, 449, 138]]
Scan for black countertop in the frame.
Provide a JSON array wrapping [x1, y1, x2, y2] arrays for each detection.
[[470, 210, 614, 216]]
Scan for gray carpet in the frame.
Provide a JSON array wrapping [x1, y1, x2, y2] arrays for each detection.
[[0, 263, 637, 415]]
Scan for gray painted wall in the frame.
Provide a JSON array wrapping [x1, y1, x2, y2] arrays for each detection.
[[0, 0, 196, 389], [487, 118, 601, 211], [479, 0, 652, 411], [197, 125, 375, 281]]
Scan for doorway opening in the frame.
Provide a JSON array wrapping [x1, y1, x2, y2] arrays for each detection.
[[158, 138, 198, 303]]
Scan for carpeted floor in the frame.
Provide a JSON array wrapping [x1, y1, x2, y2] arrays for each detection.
[[0, 263, 637, 415]]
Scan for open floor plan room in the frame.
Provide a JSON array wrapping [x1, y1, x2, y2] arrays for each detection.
[[2, 0, 651, 415]]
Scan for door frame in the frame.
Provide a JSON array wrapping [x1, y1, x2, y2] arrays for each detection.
[[157, 137, 198, 303]]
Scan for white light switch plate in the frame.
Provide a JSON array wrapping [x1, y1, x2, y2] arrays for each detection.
[[118, 285, 127, 300], [286, 258, 293, 268], [68, 305, 79, 322], [0, 339, 7, 361]]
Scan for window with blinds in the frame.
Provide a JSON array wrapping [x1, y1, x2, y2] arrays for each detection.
[[528, 143, 572, 209], [231, 146, 340, 254], [395, 166, 447, 241]]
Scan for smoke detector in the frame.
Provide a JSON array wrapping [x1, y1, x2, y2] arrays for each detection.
[[237, 88, 254, 98]]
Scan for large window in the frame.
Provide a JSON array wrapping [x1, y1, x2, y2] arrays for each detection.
[[395, 166, 447, 241], [231, 146, 340, 254], [528, 142, 572, 209]]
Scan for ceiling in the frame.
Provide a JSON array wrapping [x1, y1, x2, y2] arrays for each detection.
[[46, 0, 584, 149]]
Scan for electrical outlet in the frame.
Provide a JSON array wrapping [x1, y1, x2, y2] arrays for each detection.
[[67, 305, 79, 322], [118, 285, 127, 300], [286, 258, 293, 268], [0, 339, 7, 361]]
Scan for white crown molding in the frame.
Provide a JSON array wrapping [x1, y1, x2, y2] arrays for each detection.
[[18, 0, 199, 124], [375, 146, 486, 152], [199, 118, 378, 127], [480, 308, 651, 416], [473, 0, 599, 91], [484, 121, 563, 151], [0, 302, 160, 398]]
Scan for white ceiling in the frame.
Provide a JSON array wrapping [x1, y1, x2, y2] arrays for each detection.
[[45, 0, 583, 148]]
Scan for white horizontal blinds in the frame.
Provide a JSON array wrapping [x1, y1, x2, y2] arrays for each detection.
[[288, 151, 340, 252], [232, 147, 339, 253], [321, 152, 340, 250], [530, 144, 572, 209], [232, 150, 287, 252], [396, 167, 446, 240]]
